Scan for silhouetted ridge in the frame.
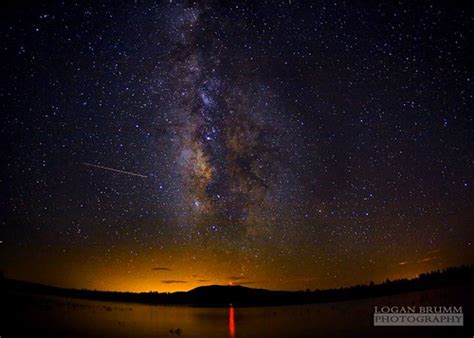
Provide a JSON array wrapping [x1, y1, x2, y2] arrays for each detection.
[[2, 265, 474, 307], [184, 285, 274, 305]]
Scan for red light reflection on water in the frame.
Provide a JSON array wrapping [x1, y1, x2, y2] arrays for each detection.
[[229, 304, 235, 337]]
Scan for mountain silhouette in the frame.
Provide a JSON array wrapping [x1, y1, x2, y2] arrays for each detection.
[[2, 265, 474, 306]]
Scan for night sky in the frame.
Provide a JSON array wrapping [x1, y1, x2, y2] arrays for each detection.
[[1, 1, 473, 292]]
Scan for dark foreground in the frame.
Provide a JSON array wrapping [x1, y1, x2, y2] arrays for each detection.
[[3, 284, 474, 337], [3, 266, 474, 307]]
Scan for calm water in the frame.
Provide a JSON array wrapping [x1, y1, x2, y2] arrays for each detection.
[[10, 295, 352, 337], [5, 287, 473, 337]]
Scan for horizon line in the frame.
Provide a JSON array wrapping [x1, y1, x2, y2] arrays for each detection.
[[3, 264, 472, 294]]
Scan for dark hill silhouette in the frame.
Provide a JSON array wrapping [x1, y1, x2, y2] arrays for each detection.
[[184, 285, 275, 305], [2, 265, 474, 306]]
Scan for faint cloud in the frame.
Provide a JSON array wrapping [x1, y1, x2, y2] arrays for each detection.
[[191, 275, 210, 282], [418, 256, 437, 263], [161, 280, 187, 284], [398, 252, 440, 266]]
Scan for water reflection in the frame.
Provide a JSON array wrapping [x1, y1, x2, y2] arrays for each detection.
[[10, 290, 462, 337], [229, 304, 235, 338]]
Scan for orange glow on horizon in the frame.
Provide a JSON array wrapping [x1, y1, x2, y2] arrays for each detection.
[[3, 244, 469, 293]]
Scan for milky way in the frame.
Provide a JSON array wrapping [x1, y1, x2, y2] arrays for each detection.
[[158, 3, 301, 234]]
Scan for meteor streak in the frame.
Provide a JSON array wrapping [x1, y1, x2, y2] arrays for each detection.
[[82, 163, 147, 178]]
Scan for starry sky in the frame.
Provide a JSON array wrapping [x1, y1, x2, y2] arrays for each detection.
[[1, 1, 473, 292]]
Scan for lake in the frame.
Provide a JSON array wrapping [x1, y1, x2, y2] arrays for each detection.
[[4, 286, 473, 337]]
